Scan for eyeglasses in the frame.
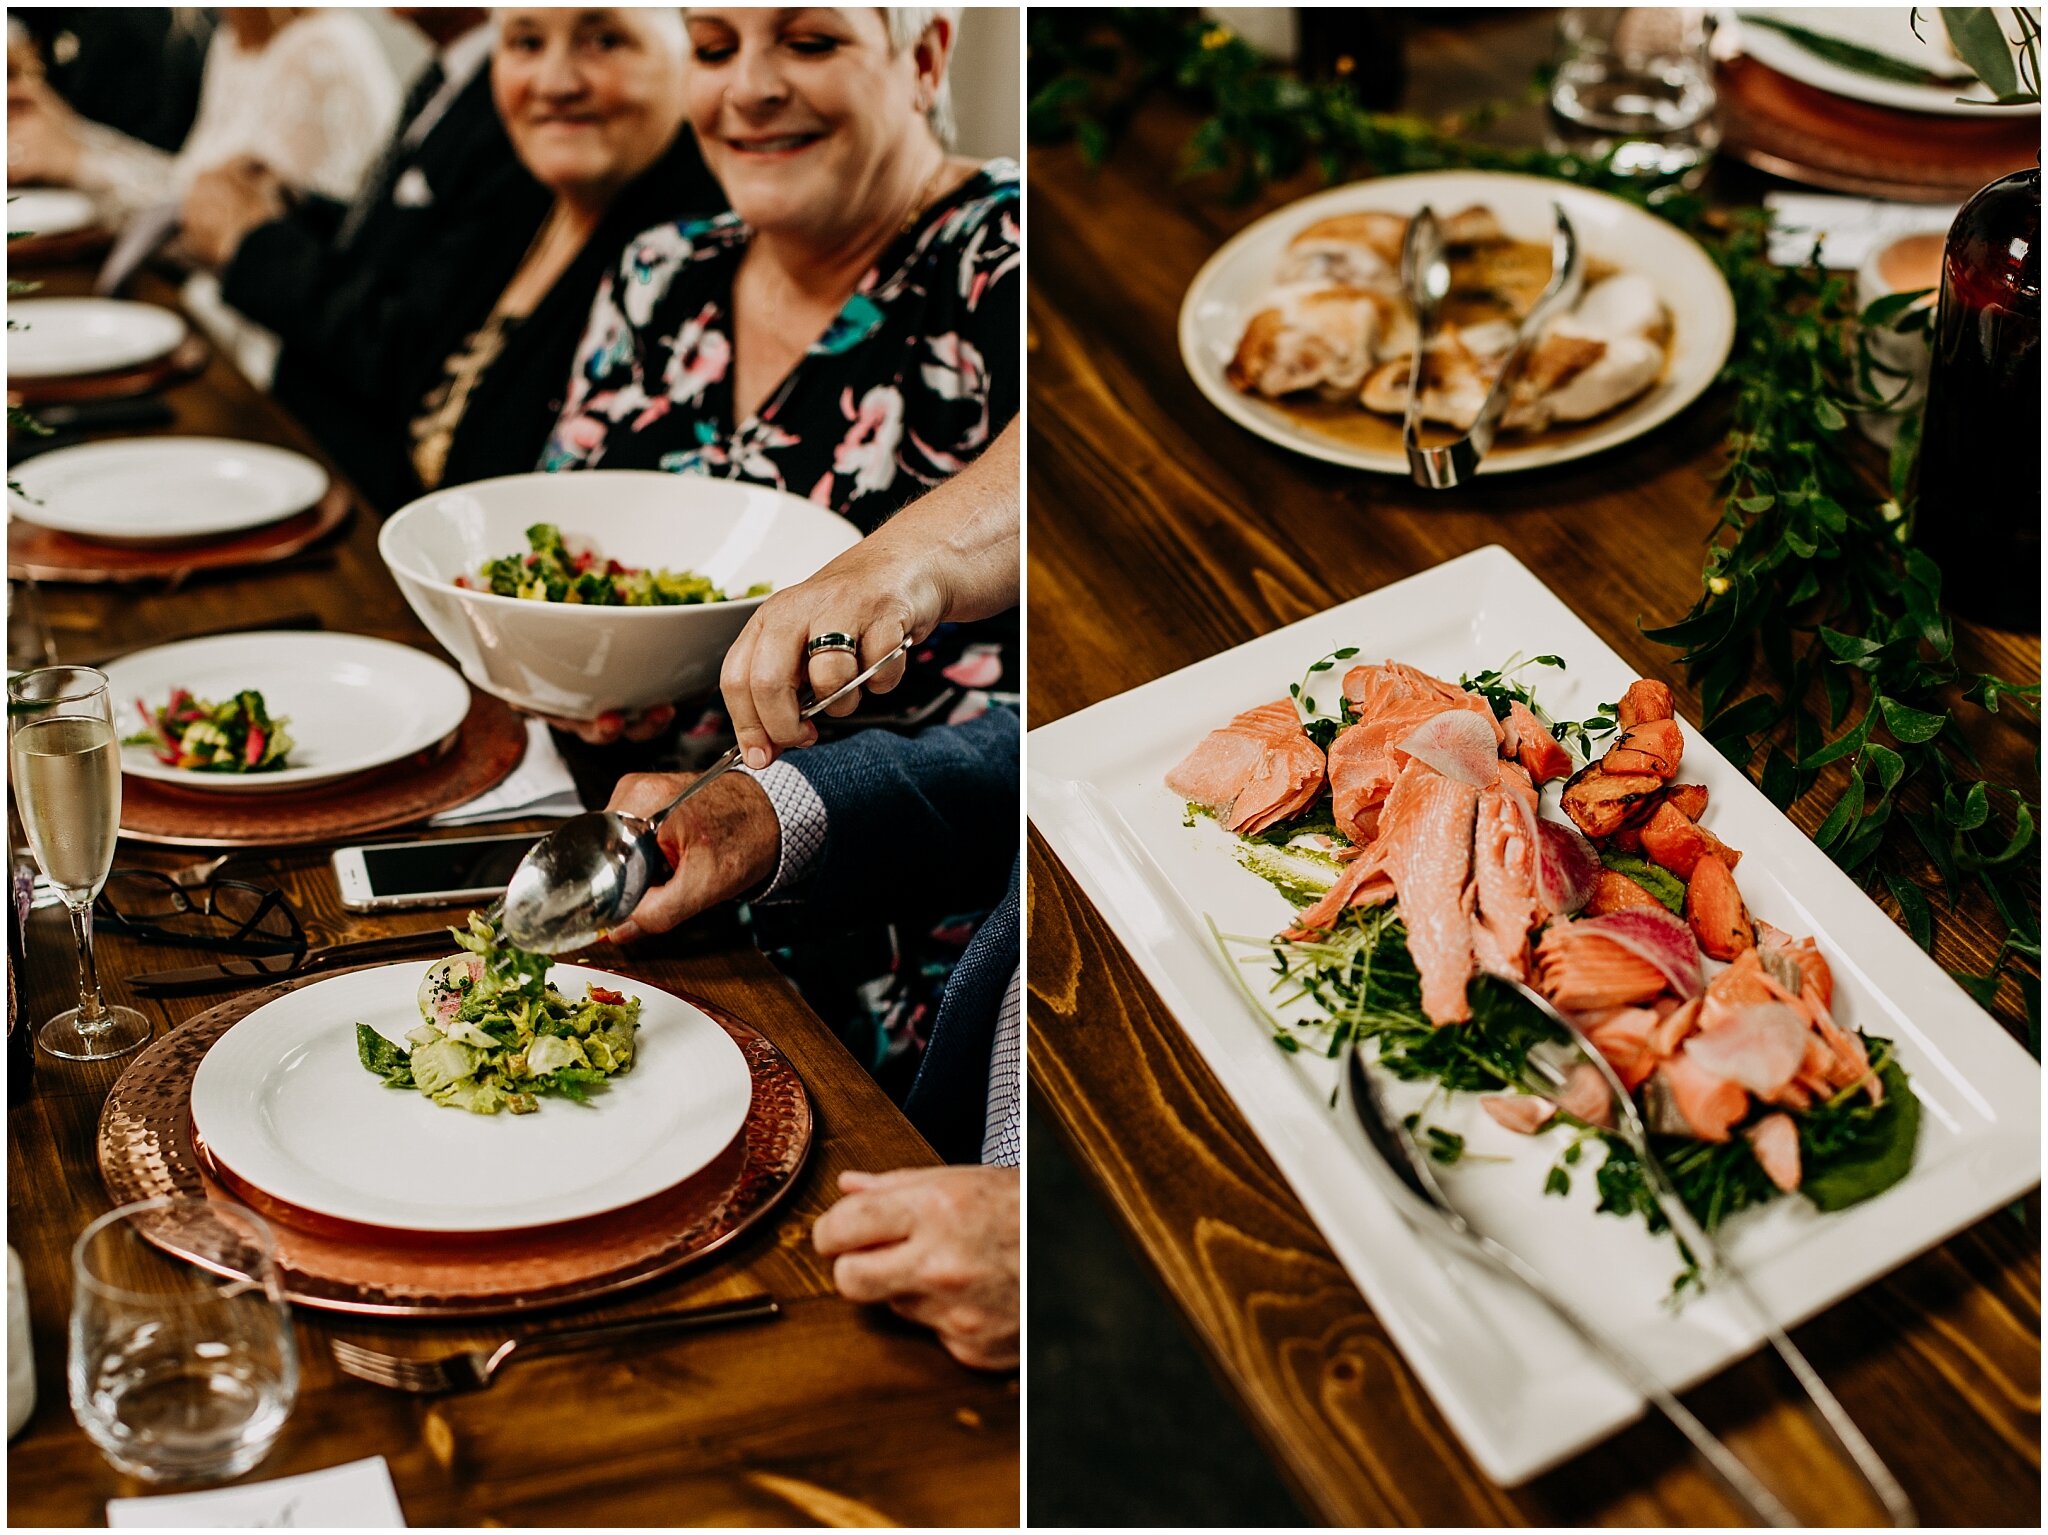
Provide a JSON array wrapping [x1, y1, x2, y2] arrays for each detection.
[[95, 870, 306, 957]]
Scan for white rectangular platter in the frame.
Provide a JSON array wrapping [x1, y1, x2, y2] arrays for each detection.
[[1027, 543, 2041, 1484]]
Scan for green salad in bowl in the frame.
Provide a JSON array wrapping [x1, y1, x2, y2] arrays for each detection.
[[457, 522, 772, 607], [355, 911, 641, 1115]]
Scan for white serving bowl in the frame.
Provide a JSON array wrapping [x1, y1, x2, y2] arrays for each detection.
[[380, 472, 861, 720]]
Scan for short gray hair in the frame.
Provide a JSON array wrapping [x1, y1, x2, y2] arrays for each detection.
[[883, 8, 961, 149]]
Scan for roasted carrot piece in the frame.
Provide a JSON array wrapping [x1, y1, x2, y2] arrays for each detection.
[[1585, 868, 1664, 916], [1607, 825, 1645, 853], [1560, 762, 1664, 840], [1686, 854, 1754, 962], [1616, 679, 1674, 729], [1602, 718, 1684, 779], [1640, 802, 1743, 881], [1662, 783, 1708, 820]]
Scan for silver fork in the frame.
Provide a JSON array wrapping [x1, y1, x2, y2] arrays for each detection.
[[330, 1294, 780, 1395]]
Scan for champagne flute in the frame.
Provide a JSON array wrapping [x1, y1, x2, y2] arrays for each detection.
[[7, 667, 150, 1060]]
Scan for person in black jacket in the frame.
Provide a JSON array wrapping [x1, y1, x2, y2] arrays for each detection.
[[181, 9, 549, 514], [180, 7, 725, 513], [10, 8, 209, 153]]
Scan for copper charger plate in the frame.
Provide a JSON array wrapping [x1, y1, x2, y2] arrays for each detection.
[[118, 687, 527, 848], [99, 976, 814, 1317], [1717, 54, 2039, 203], [6, 330, 211, 409], [9, 479, 354, 586], [6, 225, 116, 267]]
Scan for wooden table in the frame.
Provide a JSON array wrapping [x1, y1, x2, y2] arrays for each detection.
[[6, 267, 1019, 1527], [1026, 14, 2039, 1527]]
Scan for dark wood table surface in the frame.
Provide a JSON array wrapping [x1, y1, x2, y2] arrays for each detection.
[[6, 266, 1018, 1527], [1026, 13, 2040, 1528]]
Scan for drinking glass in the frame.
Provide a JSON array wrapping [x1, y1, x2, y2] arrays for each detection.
[[7, 666, 150, 1059], [1546, 8, 1720, 190], [69, 1198, 298, 1483]]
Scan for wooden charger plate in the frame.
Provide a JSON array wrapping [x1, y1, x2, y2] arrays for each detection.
[[6, 330, 211, 408], [99, 980, 813, 1316], [118, 687, 527, 847], [1716, 54, 2040, 203], [10, 477, 354, 586]]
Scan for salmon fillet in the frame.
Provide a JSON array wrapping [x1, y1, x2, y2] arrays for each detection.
[[1471, 782, 1540, 982], [1377, 766, 1480, 1024], [1166, 699, 1326, 837]]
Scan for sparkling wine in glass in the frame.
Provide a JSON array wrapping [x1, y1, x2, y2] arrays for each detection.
[[7, 666, 150, 1060]]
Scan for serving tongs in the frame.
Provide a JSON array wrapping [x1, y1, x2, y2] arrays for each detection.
[[1397, 202, 1586, 489], [1348, 974, 1917, 1527]]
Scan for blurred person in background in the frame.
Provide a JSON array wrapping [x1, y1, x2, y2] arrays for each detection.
[[179, 8, 553, 513], [8, 6, 401, 384], [6, 7, 398, 220], [7, 8, 211, 154]]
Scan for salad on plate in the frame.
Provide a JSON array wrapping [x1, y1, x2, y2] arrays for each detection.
[[123, 687, 293, 773], [355, 911, 641, 1115]]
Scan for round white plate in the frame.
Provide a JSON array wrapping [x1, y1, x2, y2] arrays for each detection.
[[1178, 170, 1738, 477], [6, 297, 188, 379], [1729, 8, 2037, 117], [103, 631, 471, 795], [189, 961, 755, 1233], [8, 437, 329, 545], [6, 187, 99, 238]]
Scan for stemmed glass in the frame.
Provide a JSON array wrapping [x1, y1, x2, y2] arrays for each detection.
[[7, 666, 151, 1059]]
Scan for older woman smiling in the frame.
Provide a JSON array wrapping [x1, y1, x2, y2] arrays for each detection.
[[543, 7, 1018, 758]]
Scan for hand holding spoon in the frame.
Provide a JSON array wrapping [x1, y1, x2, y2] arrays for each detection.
[[499, 635, 915, 953]]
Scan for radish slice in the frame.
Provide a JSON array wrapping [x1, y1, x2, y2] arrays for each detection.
[[1534, 817, 1601, 916], [1397, 709, 1500, 787], [1684, 1000, 1809, 1096], [1567, 907, 1705, 999]]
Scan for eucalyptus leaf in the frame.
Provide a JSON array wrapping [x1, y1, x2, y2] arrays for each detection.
[[1940, 7, 2021, 98]]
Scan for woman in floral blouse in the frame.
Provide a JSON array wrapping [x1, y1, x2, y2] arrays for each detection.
[[544, 6, 1019, 1100]]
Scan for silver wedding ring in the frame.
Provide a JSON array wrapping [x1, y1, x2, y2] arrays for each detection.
[[805, 631, 860, 660]]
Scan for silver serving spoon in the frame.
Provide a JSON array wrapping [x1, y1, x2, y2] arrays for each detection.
[[499, 635, 915, 953], [1399, 201, 1585, 489], [1476, 973, 1916, 1527]]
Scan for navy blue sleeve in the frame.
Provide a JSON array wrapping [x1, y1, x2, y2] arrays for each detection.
[[779, 707, 1019, 928]]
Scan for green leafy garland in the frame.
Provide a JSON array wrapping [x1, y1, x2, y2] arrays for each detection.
[[1029, 10, 2040, 1051]]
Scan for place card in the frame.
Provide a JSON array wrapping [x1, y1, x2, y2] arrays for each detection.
[[106, 1456, 406, 1527]]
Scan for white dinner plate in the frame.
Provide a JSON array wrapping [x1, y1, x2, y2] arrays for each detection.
[[8, 437, 329, 545], [1729, 8, 2038, 116], [5, 187, 99, 238], [6, 297, 188, 378], [1028, 544, 2041, 1485], [1178, 171, 1737, 476], [104, 631, 471, 795], [189, 961, 755, 1233]]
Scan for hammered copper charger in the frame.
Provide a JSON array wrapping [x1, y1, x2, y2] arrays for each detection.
[[9, 479, 354, 585], [6, 330, 211, 409], [99, 976, 814, 1317], [1717, 54, 2040, 203], [117, 687, 527, 847]]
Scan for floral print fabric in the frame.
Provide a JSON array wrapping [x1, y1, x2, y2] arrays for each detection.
[[542, 159, 1020, 534]]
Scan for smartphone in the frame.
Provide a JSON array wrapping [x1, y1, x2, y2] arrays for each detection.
[[331, 833, 543, 912]]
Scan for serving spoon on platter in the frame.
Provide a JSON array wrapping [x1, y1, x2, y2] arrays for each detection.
[[497, 635, 916, 954], [1349, 974, 1916, 1526], [1398, 201, 1586, 489]]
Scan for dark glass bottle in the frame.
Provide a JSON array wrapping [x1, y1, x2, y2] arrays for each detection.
[[1913, 165, 2040, 632]]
